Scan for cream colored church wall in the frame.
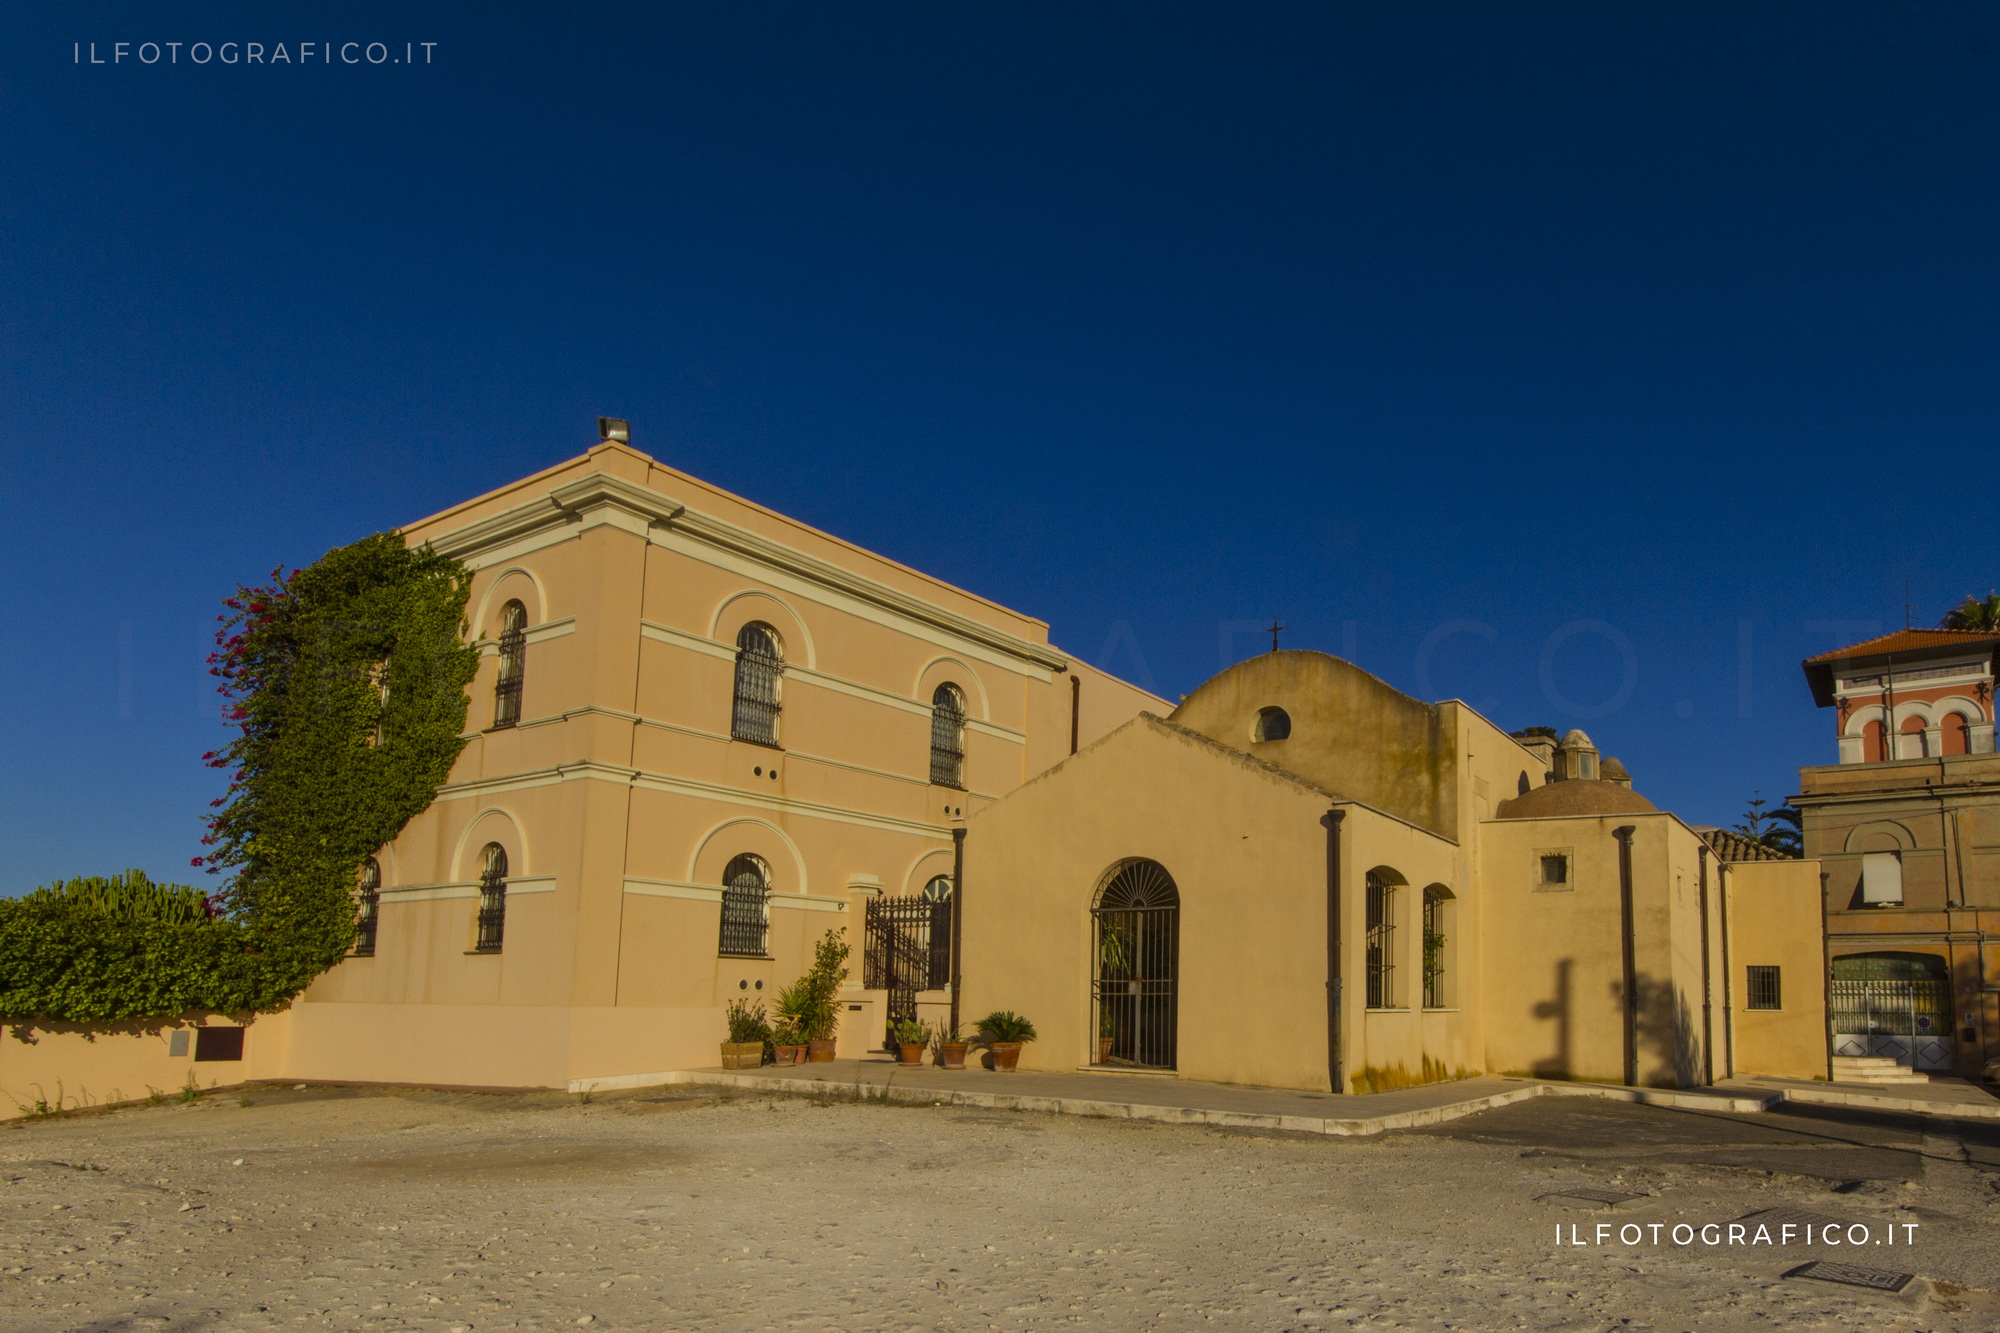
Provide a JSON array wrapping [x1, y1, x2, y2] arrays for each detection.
[[1723, 858, 1829, 1082]]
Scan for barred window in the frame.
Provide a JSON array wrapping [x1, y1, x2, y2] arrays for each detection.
[[719, 854, 771, 958], [731, 623, 783, 746], [1540, 854, 1568, 886], [929, 683, 966, 788], [922, 874, 954, 902], [493, 601, 527, 729], [1254, 707, 1291, 741], [353, 857, 381, 957], [1746, 965, 1782, 1010], [475, 843, 508, 953], [1365, 873, 1398, 1009], [1422, 885, 1452, 1009]]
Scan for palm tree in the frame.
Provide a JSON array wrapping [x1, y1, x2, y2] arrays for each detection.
[[1735, 792, 1802, 857], [1941, 592, 2000, 631]]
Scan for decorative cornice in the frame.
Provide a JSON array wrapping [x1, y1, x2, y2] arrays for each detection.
[[424, 470, 1068, 674]]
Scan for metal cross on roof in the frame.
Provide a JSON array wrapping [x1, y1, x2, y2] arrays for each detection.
[[1267, 619, 1286, 653]]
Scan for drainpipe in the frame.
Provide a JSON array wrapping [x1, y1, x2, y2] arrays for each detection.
[[1719, 861, 1736, 1078], [1322, 808, 1346, 1094], [1069, 675, 1080, 755], [1698, 844, 1714, 1086], [1820, 871, 1835, 1083], [949, 824, 966, 1039], [1614, 825, 1638, 1087]]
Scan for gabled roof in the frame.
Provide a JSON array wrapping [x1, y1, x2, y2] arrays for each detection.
[[1801, 628, 2000, 707]]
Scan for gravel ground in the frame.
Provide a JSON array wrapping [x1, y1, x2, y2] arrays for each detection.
[[1, 1081, 1996, 1332]]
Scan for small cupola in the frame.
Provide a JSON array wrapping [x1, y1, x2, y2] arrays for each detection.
[[1553, 728, 1600, 782]]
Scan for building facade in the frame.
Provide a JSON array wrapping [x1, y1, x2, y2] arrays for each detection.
[[960, 652, 1828, 1093], [1797, 628, 2000, 1077]]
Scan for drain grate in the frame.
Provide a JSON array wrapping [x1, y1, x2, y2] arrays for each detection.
[[1737, 1207, 1851, 1231], [1536, 1188, 1650, 1208], [1785, 1261, 1913, 1293]]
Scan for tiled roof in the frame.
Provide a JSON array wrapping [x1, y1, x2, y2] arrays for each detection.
[[1804, 628, 2000, 664]]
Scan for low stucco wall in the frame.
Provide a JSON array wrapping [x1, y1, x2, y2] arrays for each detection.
[[1725, 858, 1830, 1081], [0, 1013, 287, 1120]]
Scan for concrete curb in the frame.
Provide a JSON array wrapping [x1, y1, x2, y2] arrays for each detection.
[[1755, 1084, 2000, 1121], [576, 1069, 1777, 1136]]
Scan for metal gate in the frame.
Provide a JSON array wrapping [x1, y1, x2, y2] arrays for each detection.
[[1829, 979, 1953, 1071], [1091, 860, 1179, 1070], [863, 894, 952, 1043]]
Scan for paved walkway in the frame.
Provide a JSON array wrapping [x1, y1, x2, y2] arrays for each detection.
[[573, 1059, 1776, 1136], [1731, 1073, 2000, 1121]]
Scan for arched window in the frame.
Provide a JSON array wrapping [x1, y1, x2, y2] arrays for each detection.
[[1254, 707, 1291, 741], [1899, 715, 1928, 759], [718, 854, 771, 957], [731, 623, 783, 746], [1421, 886, 1454, 1009], [1862, 719, 1887, 763], [922, 874, 954, 902], [493, 601, 527, 729], [929, 683, 966, 788], [1365, 872, 1400, 1009], [1093, 860, 1180, 1070], [353, 857, 381, 957], [1941, 712, 1971, 757], [475, 844, 508, 953]]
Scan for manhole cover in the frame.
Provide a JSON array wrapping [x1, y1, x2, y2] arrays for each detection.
[[1536, 1188, 1650, 1209], [1785, 1261, 1913, 1293], [1738, 1207, 1850, 1231]]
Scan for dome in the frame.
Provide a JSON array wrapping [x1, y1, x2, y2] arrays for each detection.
[[1559, 728, 1595, 749], [1600, 756, 1629, 779], [1494, 779, 1656, 819]]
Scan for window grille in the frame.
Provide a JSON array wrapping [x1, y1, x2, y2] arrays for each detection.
[[929, 683, 966, 788], [475, 843, 508, 953], [354, 857, 381, 957], [1422, 887, 1448, 1009], [921, 874, 954, 902], [1365, 873, 1397, 1009], [718, 854, 771, 958], [1746, 966, 1782, 1010], [731, 623, 783, 746], [493, 601, 527, 729]]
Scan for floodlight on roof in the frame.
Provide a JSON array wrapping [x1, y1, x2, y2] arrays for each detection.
[[597, 416, 630, 443]]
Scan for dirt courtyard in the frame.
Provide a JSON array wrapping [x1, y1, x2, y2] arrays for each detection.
[[2, 1081, 1996, 1332]]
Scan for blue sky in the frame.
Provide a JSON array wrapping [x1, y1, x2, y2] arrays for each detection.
[[3, 2, 1995, 893]]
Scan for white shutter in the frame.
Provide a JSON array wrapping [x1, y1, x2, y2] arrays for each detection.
[[1861, 852, 1903, 905]]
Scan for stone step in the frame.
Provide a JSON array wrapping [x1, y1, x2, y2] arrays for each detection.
[[1832, 1057, 1930, 1084]]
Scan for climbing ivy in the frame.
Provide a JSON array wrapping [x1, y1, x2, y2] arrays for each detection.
[[0, 533, 478, 1023]]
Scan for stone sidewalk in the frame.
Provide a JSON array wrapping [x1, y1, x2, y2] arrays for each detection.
[[572, 1059, 1778, 1136], [1730, 1072, 2000, 1121]]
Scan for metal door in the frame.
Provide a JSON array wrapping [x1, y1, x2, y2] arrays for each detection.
[[1091, 860, 1179, 1070]]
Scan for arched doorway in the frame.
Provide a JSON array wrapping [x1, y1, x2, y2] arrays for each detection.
[[1830, 952, 1952, 1071], [1092, 860, 1179, 1070]]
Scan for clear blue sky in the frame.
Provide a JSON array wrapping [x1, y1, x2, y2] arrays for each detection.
[[3, 2, 1994, 893]]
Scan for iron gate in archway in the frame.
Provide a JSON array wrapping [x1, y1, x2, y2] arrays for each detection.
[[1091, 860, 1180, 1070], [863, 894, 952, 1046]]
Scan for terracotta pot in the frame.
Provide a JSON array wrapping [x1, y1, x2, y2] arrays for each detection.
[[1097, 1037, 1114, 1065], [897, 1042, 926, 1068], [940, 1042, 968, 1070], [990, 1041, 1024, 1072], [806, 1039, 837, 1063], [774, 1044, 805, 1066], [720, 1041, 764, 1070]]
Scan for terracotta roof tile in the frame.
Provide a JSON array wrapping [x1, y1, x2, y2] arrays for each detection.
[[1803, 628, 2000, 664]]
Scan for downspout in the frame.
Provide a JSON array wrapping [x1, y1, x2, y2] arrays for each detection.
[[1322, 808, 1346, 1094], [1614, 825, 1638, 1086], [1820, 871, 1835, 1083], [1719, 861, 1736, 1078], [1069, 675, 1080, 755], [1698, 844, 1714, 1086], [949, 825, 966, 1039]]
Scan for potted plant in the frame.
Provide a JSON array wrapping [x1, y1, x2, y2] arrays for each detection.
[[977, 1010, 1037, 1072], [893, 1017, 931, 1067], [722, 998, 769, 1069], [770, 1020, 806, 1066], [771, 979, 812, 1066], [799, 928, 849, 1063], [1096, 1006, 1116, 1066], [934, 1020, 969, 1070]]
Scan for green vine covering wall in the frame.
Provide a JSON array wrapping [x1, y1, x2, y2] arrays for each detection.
[[0, 533, 478, 1023]]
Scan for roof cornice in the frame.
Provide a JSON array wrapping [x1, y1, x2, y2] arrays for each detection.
[[419, 470, 1070, 674]]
